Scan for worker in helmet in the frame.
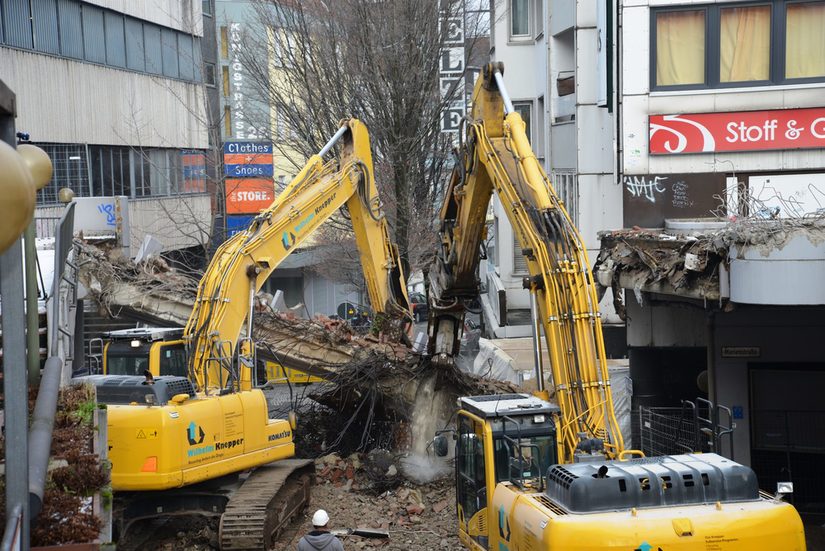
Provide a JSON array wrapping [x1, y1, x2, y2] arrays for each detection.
[[297, 509, 344, 551]]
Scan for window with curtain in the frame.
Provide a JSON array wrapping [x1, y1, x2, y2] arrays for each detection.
[[786, 2, 825, 79], [511, 0, 530, 37], [720, 5, 771, 82], [653, 2, 825, 89], [655, 10, 705, 86]]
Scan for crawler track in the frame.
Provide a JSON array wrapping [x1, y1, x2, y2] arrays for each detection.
[[219, 459, 314, 550]]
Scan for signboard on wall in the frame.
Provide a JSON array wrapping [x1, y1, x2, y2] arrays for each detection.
[[223, 140, 273, 177], [181, 150, 207, 192], [622, 173, 726, 228], [650, 107, 825, 154], [225, 179, 274, 214], [226, 214, 256, 237], [438, 0, 465, 134]]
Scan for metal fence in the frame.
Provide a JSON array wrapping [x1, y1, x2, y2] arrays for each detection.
[[637, 398, 735, 458]]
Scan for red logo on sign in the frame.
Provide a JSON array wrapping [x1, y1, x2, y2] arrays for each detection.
[[650, 107, 825, 154]]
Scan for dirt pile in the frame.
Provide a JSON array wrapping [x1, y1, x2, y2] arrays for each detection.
[[272, 454, 460, 550]]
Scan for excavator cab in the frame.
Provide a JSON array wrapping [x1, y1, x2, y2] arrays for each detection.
[[436, 394, 560, 549], [102, 328, 186, 377]]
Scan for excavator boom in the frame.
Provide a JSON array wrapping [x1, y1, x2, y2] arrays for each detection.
[[186, 118, 411, 392], [430, 63, 805, 551], [428, 63, 621, 461]]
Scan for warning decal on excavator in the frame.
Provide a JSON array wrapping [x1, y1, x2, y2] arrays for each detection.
[[136, 428, 158, 439]]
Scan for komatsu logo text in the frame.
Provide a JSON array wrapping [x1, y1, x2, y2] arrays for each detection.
[[268, 430, 291, 441]]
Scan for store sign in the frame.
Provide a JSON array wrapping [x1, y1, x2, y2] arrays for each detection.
[[439, 0, 465, 134], [225, 179, 274, 214], [226, 214, 255, 237], [721, 346, 761, 358], [223, 141, 273, 177], [650, 107, 825, 154]]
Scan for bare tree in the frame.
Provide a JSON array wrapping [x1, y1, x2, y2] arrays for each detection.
[[238, 0, 485, 279]]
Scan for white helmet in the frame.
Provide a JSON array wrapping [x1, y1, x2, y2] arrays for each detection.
[[311, 509, 330, 527]]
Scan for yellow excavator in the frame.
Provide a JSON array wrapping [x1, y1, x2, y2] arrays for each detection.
[[79, 118, 411, 549], [429, 64, 805, 550]]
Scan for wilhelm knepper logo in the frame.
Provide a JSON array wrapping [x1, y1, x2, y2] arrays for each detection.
[[187, 422, 205, 446]]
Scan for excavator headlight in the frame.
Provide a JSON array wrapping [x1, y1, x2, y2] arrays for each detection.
[[130, 339, 141, 348], [533, 415, 546, 423]]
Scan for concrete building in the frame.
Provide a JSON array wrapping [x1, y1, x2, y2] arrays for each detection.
[[598, 0, 825, 515], [2, 0, 216, 255], [484, 0, 624, 352]]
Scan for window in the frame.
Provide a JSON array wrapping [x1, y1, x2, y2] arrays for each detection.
[[125, 19, 145, 71], [786, 2, 825, 79], [161, 28, 180, 78], [205, 63, 217, 87], [534, 0, 544, 37], [513, 235, 528, 274], [0, 0, 202, 82], [720, 5, 770, 83], [82, 5, 106, 64], [552, 170, 579, 227], [159, 345, 188, 377], [105, 11, 127, 67], [510, 0, 530, 38], [456, 416, 487, 544], [222, 66, 231, 96], [652, 2, 825, 90], [57, 0, 83, 59], [655, 10, 705, 86], [220, 26, 229, 58], [513, 101, 532, 144], [202, 0, 213, 17], [224, 106, 232, 137]]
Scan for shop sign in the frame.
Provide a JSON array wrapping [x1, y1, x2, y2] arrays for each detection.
[[225, 179, 274, 214], [650, 107, 825, 154], [721, 346, 761, 358], [226, 214, 255, 238], [223, 141, 273, 177]]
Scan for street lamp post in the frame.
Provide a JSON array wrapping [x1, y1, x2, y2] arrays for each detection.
[[18, 144, 54, 385]]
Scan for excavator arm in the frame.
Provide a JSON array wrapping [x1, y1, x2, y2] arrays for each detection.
[[186, 118, 411, 393], [427, 64, 623, 462]]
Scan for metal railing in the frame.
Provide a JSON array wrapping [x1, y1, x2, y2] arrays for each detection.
[[638, 398, 735, 458]]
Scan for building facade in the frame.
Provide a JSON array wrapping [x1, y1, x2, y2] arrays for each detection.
[[2, 0, 217, 253], [609, 0, 825, 514], [485, 0, 624, 351]]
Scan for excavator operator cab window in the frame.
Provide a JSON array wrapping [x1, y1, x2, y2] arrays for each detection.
[[456, 415, 488, 547], [106, 341, 152, 376], [158, 343, 187, 377], [493, 433, 555, 489]]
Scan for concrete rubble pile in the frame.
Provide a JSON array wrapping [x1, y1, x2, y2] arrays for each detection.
[[75, 240, 516, 430], [595, 219, 825, 317]]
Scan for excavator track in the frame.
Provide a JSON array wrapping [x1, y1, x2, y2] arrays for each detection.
[[219, 459, 315, 550]]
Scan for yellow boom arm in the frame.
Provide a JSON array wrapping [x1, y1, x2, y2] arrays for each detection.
[[427, 64, 623, 462], [186, 119, 411, 393]]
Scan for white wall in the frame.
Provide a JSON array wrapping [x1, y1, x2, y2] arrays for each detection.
[[35, 193, 212, 253], [2, 49, 208, 149]]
